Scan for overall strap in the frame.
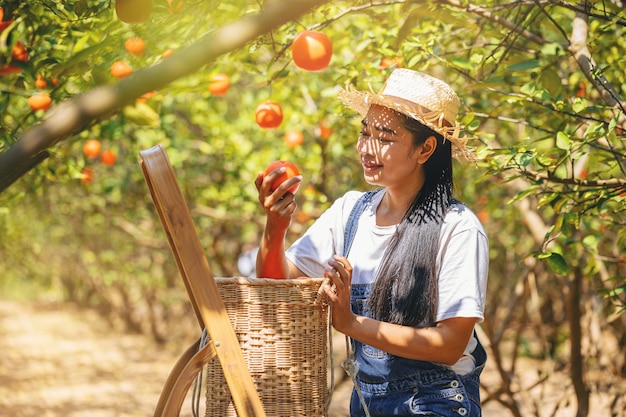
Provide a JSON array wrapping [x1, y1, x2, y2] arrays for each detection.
[[343, 189, 382, 257], [341, 188, 381, 417]]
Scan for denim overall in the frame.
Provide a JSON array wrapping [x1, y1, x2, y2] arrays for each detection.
[[344, 191, 487, 417]]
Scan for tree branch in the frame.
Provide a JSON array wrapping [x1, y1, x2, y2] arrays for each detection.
[[567, 3, 626, 111], [521, 169, 626, 187]]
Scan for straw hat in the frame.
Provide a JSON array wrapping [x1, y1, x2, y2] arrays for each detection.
[[338, 68, 474, 161]]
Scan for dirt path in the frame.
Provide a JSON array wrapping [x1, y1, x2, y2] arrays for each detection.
[[0, 300, 179, 417], [0, 299, 354, 417]]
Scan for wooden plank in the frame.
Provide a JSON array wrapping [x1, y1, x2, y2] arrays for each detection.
[[140, 145, 266, 417]]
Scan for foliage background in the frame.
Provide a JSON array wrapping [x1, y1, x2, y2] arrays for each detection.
[[1, 1, 625, 415]]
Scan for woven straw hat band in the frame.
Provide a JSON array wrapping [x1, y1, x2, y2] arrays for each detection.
[[381, 95, 454, 128]]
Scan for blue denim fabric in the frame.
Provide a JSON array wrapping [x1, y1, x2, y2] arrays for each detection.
[[348, 284, 486, 417]]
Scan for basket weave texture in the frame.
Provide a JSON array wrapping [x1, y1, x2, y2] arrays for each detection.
[[204, 277, 330, 417]]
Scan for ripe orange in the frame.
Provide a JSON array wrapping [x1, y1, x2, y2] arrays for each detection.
[[35, 75, 47, 89], [167, 0, 183, 13], [263, 160, 300, 194], [284, 130, 304, 149], [0, 64, 21, 75], [124, 36, 146, 56], [476, 210, 490, 224], [115, 0, 152, 24], [292, 30, 332, 71], [317, 121, 332, 140], [100, 150, 117, 166], [255, 100, 283, 129], [208, 73, 230, 96], [83, 139, 102, 159], [80, 167, 94, 183], [0, 8, 13, 33], [136, 90, 157, 103], [11, 41, 28, 62], [28, 92, 52, 112], [296, 210, 310, 223], [379, 56, 402, 70], [111, 61, 133, 79]]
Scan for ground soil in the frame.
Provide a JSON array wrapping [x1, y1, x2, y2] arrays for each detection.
[[1, 299, 623, 417]]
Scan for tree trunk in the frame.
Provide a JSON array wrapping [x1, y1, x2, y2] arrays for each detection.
[[569, 265, 590, 417]]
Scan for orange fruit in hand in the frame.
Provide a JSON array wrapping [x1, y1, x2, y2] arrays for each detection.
[[111, 61, 133, 79], [263, 160, 300, 194], [208, 73, 230, 96], [255, 100, 283, 129], [292, 30, 332, 71], [100, 150, 117, 166], [124, 37, 146, 56], [83, 139, 102, 159], [284, 130, 304, 149], [28, 93, 52, 112], [115, 0, 152, 24]]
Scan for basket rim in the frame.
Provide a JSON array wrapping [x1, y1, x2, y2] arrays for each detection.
[[214, 276, 326, 286]]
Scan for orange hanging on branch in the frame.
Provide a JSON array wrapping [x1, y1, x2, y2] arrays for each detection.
[[291, 30, 332, 72]]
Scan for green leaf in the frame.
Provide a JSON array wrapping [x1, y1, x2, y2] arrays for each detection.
[[544, 252, 569, 275], [451, 57, 474, 71], [537, 192, 559, 209], [572, 98, 587, 113], [507, 59, 541, 72], [582, 235, 598, 251], [520, 83, 537, 96], [539, 69, 562, 97], [396, 10, 419, 48], [560, 212, 579, 237], [556, 131, 570, 150], [123, 102, 161, 127], [583, 122, 605, 141], [518, 151, 534, 167], [507, 185, 540, 205]]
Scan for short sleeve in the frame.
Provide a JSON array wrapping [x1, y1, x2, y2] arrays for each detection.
[[436, 205, 489, 323]]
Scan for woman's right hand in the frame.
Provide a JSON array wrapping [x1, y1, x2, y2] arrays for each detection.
[[255, 167, 302, 231]]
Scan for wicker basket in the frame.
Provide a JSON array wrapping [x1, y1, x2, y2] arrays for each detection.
[[203, 277, 330, 417]]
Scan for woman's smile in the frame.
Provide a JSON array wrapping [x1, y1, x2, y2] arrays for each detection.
[[361, 158, 382, 172]]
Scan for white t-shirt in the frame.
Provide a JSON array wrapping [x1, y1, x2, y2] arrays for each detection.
[[286, 190, 489, 374]]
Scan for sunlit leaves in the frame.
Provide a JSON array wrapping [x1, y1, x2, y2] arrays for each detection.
[[556, 131, 570, 150]]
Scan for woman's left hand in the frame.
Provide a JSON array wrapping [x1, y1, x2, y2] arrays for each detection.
[[323, 255, 355, 333]]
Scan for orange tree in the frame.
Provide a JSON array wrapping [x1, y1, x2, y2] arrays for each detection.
[[1, 1, 625, 415]]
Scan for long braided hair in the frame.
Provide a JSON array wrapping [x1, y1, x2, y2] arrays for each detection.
[[367, 112, 454, 327]]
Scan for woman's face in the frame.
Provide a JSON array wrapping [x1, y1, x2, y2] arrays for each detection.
[[357, 105, 425, 191]]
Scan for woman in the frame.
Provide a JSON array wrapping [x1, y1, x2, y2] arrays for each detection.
[[255, 68, 488, 417]]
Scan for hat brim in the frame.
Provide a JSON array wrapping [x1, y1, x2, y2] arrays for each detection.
[[338, 86, 475, 161]]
